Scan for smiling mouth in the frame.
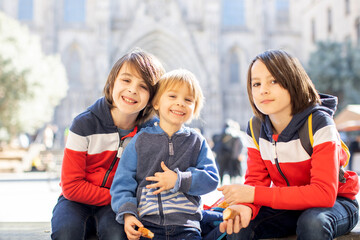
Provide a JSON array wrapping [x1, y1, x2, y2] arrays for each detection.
[[122, 96, 137, 104], [170, 110, 185, 116]]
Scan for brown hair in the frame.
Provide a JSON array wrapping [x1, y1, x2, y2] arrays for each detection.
[[247, 49, 320, 121], [103, 48, 165, 124], [152, 69, 204, 120]]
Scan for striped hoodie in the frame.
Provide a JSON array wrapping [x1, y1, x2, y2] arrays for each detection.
[[60, 97, 149, 206], [245, 94, 359, 218], [110, 124, 219, 230]]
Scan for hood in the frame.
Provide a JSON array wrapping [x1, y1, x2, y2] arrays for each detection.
[[263, 93, 338, 141], [88, 97, 115, 127]]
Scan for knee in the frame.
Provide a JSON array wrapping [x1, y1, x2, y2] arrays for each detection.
[[51, 220, 87, 240], [297, 211, 332, 240], [51, 225, 85, 240], [97, 224, 126, 240]]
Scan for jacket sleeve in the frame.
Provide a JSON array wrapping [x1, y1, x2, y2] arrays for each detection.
[[61, 130, 111, 206], [110, 136, 139, 223], [242, 129, 272, 218], [176, 138, 219, 196], [253, 116, 341, 211]]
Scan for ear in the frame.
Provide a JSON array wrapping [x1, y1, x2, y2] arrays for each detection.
[[153, 103, 159, 110]]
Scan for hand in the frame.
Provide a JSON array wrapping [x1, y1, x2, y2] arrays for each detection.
[[218, 184, 255, 205], [146, 162, 177, 195], [219, 205, 252, 234], [124, 214, 143, 240]]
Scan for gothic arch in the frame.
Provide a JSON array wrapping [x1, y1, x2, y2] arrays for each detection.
[[223, 45, 247, 87], [62, 42, 84, 88], [112, 29, 207, 89]]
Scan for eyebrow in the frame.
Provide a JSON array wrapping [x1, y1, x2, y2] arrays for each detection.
[[251, 75, 274, 80], [119, 73, 146, 83], [119, 73, 133, 77]]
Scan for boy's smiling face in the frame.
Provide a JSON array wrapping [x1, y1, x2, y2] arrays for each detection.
[[153, 83, 195, 135]]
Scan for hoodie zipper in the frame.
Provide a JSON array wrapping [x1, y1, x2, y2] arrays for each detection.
[[101, 132, 123, 188], [273, 141, 290, 186], [158, 136, 175, 225]]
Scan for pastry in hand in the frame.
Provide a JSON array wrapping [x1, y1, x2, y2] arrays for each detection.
[[138, 227, 154, 239], [223, 208, 237, 220], [217, 200, 229, 209]]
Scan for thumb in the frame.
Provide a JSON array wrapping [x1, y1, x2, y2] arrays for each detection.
[[217, 185, 225, 191], [161, 161, 170, 171], [134, 218, 144, 228]]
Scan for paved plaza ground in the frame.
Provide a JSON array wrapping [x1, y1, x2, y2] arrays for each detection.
[[1, 172, 359, 240]]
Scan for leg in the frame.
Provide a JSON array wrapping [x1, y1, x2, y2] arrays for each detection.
[[227, 206, 302, 240], [297, 197, 359, 240], [95, 204, 127, 240], [51, 196, 91, 240], [165, 225, 202, 240]]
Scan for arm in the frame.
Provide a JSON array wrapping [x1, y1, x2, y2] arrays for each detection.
[[145, 139, 219, 196], [254, 125, 339, 209], [224, 119, 341, 212], [219, 125, 273, 218], [183, 139, 220, 196], [61, 131, 110, 206], [110, 137, 139, 223]]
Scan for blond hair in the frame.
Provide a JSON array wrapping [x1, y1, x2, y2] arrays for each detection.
[[152, 69, 204, 119]]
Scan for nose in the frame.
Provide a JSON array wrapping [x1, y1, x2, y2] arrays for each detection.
[[260, 83, 269, 95], [127, 83, 137, 94], [176, 99, 186, 107]]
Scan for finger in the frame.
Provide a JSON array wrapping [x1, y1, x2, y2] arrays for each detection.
[[233, 215, 241, 233], [161, 161, 170, 171], [152, 187, 165, 195], [146, 183, 159, 189], [240, 211, 251, 228], [125, 226, 137, 237], [217, 186, 224, 191], [145, 176, 157, 181], [219, 221, 227, 233], [134, 219, 144, 228], [226, 218, 234, 234]]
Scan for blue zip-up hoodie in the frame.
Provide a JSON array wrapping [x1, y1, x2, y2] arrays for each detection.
[[110, 124, 219, 230]]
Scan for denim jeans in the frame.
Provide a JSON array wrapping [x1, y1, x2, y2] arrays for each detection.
[[51, 196, 127, 240], [227, 197, 359, 240], [140, 221, 202, 240]]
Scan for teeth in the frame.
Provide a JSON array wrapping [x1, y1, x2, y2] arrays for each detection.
[[123, 97, 135, 103], [171, 110, 184, 115]]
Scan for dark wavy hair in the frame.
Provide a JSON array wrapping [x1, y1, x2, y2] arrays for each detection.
[[247, 49, 320, 121], [103, 48, 165, 124]]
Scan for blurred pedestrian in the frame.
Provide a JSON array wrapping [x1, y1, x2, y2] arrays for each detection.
[[349, 135, 360, 171], [212, 119, 244, 184]]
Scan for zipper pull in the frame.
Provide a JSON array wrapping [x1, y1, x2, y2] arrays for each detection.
[[169, 142, 174, 156], [117, 146, 123, 158]]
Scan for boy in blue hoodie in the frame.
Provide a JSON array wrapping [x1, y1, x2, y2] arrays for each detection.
[[110, 69, 219, 239]]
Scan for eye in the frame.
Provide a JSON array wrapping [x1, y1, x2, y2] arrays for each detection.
[[185, 98, 194, 103], [140, 84, 148, 90], [271, 79, 277, 84], [252, 82, 260, 87], [122, 78, 130, 83], [169, 95, 176, 98]]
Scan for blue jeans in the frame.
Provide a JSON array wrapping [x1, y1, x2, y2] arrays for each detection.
[[140, 221, 201, 240], [227, 197, 359, 240], [51, 196, 127, 240]]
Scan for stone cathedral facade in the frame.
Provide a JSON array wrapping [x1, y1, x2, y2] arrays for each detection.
[[1, 0, 358, 140]]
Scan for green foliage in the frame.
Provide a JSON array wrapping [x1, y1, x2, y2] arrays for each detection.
[[0, 12, 68, 140], [307, 41, 360, 110], [0, 58, 29, 137]]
